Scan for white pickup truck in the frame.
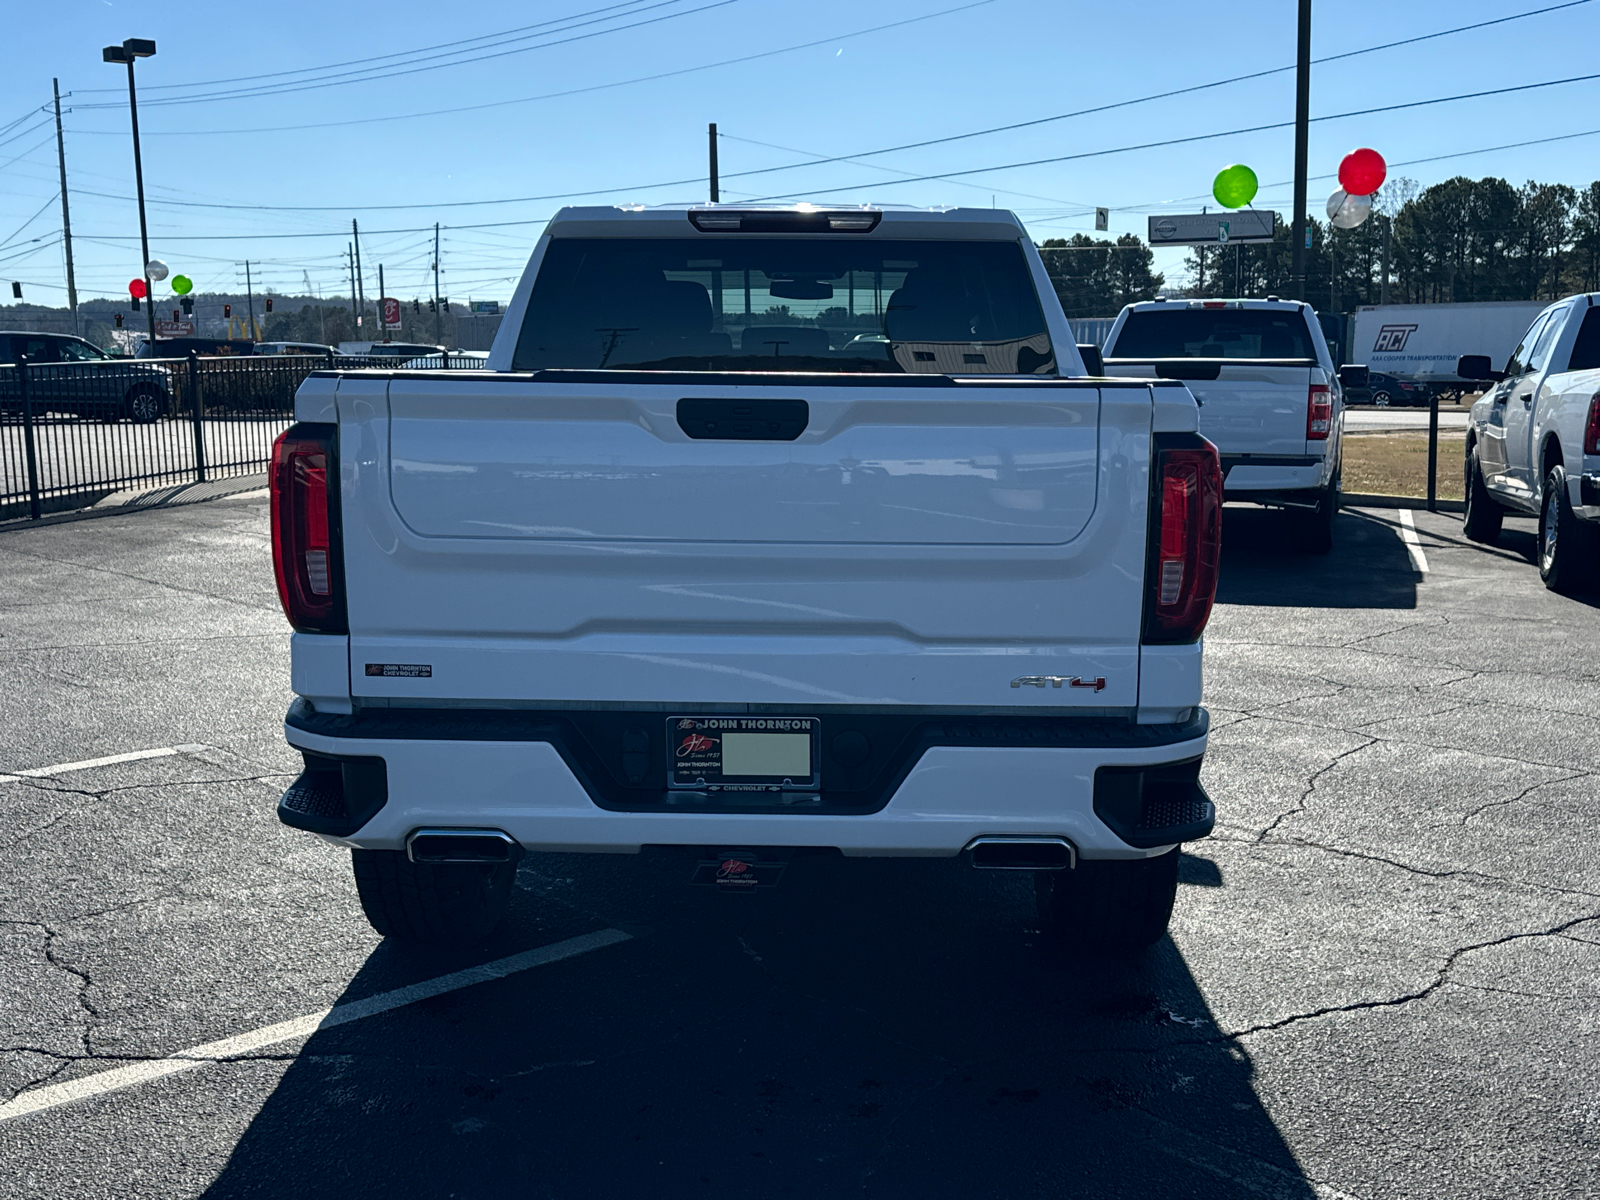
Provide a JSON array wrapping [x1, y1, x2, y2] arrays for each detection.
[[1100, 298, 1364, 552], [269, 205, 1221, 957], [1460, 292, 1600, 591]]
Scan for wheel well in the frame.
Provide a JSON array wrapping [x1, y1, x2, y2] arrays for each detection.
[[1541, 434, 1564, 480]]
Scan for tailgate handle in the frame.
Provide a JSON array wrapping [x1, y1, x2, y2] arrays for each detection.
[[677, 398, 809, 441]]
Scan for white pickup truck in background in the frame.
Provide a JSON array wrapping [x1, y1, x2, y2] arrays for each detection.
[[1460, 292, 1600, 592], [269, 204, 1221, 958], [1100, 299, 1365, 553]]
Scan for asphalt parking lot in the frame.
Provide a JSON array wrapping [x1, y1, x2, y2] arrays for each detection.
[[1, 493, 1596, 1198]]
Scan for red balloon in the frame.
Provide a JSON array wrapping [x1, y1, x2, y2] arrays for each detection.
[[1338, 148, 1386, 197], [128, 278, 148, 299]]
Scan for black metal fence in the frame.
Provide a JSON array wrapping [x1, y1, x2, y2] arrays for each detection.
[[0, 350, 472, 520]]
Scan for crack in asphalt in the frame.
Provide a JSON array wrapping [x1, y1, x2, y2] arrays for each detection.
[[5, 773, 295, 847], [1219, 913, 1600, 1041], [0, 544, 280, 614], [1256, 736, 1380, 841]]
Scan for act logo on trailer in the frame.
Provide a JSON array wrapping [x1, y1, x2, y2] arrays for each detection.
[[1372, 324, 1418, 352]]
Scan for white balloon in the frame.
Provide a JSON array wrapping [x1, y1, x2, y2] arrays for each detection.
[[145, 259, 169, 281], [1326, 190, 1372, 230]]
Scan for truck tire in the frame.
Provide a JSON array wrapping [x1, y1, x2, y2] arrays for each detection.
[[350, 848, 516, 945], [1538, 464, 1597, 594], [1036, 848, 1179, 957], [1293, 478, 1338, 554], [1462, 445, 1503, 544]]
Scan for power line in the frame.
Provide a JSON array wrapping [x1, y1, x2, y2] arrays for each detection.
[[71, 0, 672, 94], [742, 71, 1600, 202], [64, 0, 998, 138], [76, 0, 742, 109]]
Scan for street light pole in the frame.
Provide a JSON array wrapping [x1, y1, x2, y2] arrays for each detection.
[[103, 38, 157, 348]]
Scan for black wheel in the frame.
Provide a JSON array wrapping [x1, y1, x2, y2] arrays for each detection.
[[123, 385, 166, 424], [1037, 849, 1179, 957], [351, 849, 516, 945], [1373, 390, 1392, 407], [1462, 444, 1503, 545], [1538, 464, 1597, 594], [1291, 477, 1338, 554]]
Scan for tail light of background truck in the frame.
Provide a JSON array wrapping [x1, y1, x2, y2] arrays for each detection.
[[1584, 392, 1600, 455], [271, 423, 347, 634], [1144, 438, 1222, 644], [1306, 384, 1332, 440]]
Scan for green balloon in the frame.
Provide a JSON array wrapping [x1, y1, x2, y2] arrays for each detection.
[[1212, 164, 1259, 209], [171, 275, 193, 295]]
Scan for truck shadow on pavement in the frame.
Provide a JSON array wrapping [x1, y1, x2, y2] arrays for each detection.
[[199, 849, 1316, 1199], [1216, 505, 1418, 609]]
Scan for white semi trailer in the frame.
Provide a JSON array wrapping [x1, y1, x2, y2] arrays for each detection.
[[1348, 301, 1547, 381]]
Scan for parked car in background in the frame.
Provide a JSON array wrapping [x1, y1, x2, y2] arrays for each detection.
[[255, 341, 334, 356], [1101, 299, 1365, 552], [1460, 292, 1600, 592], [396, 350, 489, 369], [337, 341, 441, 360], [133, 337, 256, 358], [0, 331, 174, 423], [1345, 371, 1428, 407]]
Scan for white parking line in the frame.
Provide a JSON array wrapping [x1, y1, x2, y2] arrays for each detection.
[[0, 928, 632, 1124], [0, 744, 209, 785], [1398, 509, 1430, 576]]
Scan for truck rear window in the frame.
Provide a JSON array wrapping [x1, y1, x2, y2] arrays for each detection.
[[510, 238, 1054, 374], [1109, 309, 1316, 361]]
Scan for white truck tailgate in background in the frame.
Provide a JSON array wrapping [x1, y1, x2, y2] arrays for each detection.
[[1106, 363, 1312, 456]]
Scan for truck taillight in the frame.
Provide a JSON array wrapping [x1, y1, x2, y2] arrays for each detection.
[[271, 423, 346, 634], [1145, 440, 1222, 644], [1585, 392, 1600, 456], [1307, 384, 1333, 440]]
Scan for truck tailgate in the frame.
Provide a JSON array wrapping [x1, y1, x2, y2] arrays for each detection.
[[336, 375, 1154, 710], [1104, 362, 1313, 456]]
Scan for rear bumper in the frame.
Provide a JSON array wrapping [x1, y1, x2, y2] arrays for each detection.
[[280, 701, 1212, 861], [1221, 456, 1327, 497]]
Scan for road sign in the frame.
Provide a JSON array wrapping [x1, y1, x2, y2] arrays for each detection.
[[1148, 210, 1275, 246], [381, 297, 402, 329], [1094, 207, 1109, 232], [470, 300, 500, 314], [1217, 222, 1230, 245]]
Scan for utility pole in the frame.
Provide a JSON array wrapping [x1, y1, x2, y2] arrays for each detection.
[[1380, 215, 1392, 305], [377, 263, 386, 342], [243, 260, 256, 341], [433, 223, 443, 344], [352, 218, 366, 334], [51, 80, 78, 336], [347, 243, 358, 340], [1289, 0, 1312, 301], [708, 122, 719, 203]]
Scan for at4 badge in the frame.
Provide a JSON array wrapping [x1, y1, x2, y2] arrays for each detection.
[[667, 715, 819, 793]]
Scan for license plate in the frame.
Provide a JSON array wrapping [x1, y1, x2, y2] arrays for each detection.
[[667, 715, 819, 794]]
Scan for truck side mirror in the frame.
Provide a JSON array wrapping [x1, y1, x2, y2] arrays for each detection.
[[1338, 365, 1369, 389], [1456, 354, 1503, 382], [1076, 343, 1103, 376]]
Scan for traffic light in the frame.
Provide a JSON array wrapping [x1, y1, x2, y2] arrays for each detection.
[[131, 296, 140, 311], [413, 298, 420, 313], [223, 303, 231, 318], [114, 313, 124, 329], [441, 297, 449, 310], [265, 297, 273, 312], [180, 296, 193, 315], [172, 309, 180, 322], [10, 282, 19, 299], [428, 297, 436, 313]]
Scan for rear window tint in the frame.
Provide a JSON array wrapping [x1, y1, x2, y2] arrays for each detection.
[[511, 237, 1054, 375], [1109, 309, 1317, 360], [1568, 307, 1600, 372]]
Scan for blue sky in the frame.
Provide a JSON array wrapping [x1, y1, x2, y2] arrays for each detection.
[[2, 0, 1598, 308]]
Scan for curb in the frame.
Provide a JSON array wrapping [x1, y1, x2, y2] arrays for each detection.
[[1344, 492, 1464, 514], [0, 473, 267, 531]]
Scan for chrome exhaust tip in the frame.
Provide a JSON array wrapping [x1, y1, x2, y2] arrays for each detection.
[[406, 828, 521, 865], [967, 836, 1075, 871]]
